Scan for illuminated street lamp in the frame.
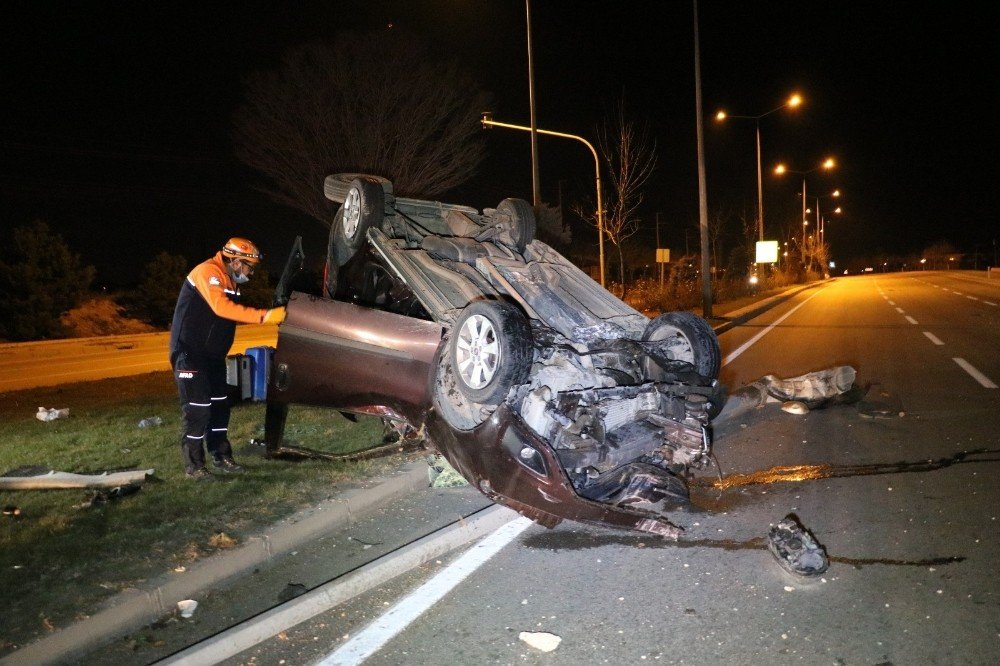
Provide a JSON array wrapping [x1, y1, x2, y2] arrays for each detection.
[[814, 189, 841, 244], [775, 158, 836, 266], [481, 113, 606, 286], [715, 93, 802, 242]]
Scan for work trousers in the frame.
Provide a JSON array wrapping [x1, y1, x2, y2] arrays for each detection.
[[172, 352, 234, 473]]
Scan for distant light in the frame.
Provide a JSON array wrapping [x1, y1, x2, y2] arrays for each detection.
[[715, 111, 727, 121], [788, 94, 803, 108], [823, 158, 836, 169], [749, 275, 759, 285], [829, 261, 836, 268]]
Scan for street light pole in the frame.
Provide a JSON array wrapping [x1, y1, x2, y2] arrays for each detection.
[[694, 0, 712, 317], [525, 0, 541, 210], [775, 158, 835, 270], [801, 178, 807, 264], [481, 114, 606, 286], [715, 93, 801, 244], [755, 121, 763, 242]]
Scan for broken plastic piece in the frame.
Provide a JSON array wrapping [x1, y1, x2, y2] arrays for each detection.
[[767, 514, 829, 577], [36, 407, 70, 422]]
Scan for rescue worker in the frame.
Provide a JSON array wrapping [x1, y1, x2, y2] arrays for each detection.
[[169, 237, 285, 479]]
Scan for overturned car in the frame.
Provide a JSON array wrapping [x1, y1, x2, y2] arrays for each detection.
[[266, 174, 726, 538]]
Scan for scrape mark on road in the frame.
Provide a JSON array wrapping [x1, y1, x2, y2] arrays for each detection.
[[521, 532, 966, 568], [693, 449, 1000, 490]]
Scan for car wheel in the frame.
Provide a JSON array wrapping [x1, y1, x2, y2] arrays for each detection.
[[642, 311, 721, 380], [332, 177, 384, 265], [495, 198, 536, 253], [451, 301, 532, 405]]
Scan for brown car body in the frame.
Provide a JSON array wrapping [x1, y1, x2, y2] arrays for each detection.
[[265, 175, 725, 538]]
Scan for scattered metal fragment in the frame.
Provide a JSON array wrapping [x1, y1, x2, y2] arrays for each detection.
[[3, 506, 21, 517], [714, 366, 862, 425], [768, 514, 829, 577]]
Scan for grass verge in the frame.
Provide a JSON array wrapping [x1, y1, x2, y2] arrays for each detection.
[[0, 372, 403, 655]]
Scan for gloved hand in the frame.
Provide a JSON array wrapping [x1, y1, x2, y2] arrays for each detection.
[[263, 306, 287, 325]]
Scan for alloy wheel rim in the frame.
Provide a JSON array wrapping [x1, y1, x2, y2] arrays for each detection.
[[455, 314, 501, 389], [343, 187, 361, 239]]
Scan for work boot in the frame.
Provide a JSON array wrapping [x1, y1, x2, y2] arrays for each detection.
[[212, 457, 243, 474], [185, 467, 215, 481]]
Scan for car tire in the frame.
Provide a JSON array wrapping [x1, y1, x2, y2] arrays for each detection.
[[450, 301, 533, 405], [642, 311, 721, 380], [331, 177, 384, 266], [495, 198, 536, 253]]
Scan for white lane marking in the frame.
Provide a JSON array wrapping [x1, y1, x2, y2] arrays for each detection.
[[923, 332, 944, 345], [953, 291, 964, 295], [986, 301, 998, 306], [895, 307, 905, 314], [905, 316, 919, 325], [722, 289, 825, 367], [967, 295, 978, 300], [888, 300, 896, 305], [317, 517, 534, 666], [953, 358, 998, 389]]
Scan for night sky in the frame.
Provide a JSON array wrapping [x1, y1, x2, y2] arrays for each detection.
[[2, 1, 995, 286]]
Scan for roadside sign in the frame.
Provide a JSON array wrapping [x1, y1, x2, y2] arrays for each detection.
[[756, 240, 779, 264], [656, 248, 671, 263]]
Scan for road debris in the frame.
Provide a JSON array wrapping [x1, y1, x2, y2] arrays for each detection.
[[208, 533, 237, 549], [3, 505, 21, 517], [72, 483, 141, 509], [768, 514, 829, 577], [0, 468, 155, 490], [36, 407, 69, 422], [177, 599, 198, 618], [137, 416, 163, 428], [519, 631, 562, 652], [714, 366, 861, 425], [427, 454, 470, 488]]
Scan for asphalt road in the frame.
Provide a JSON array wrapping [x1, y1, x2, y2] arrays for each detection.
[[0, 324, 277, 393], [223, 272, 999, 665]]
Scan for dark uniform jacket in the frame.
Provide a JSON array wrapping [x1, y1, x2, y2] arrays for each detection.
[[169, 252, 268, 361]]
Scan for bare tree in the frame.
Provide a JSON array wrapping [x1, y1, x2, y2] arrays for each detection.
[[573, 101, 656, 295], [233, 31, 491, 227]]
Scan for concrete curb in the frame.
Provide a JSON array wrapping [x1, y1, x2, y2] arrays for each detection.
[[1, 460, 430, 666], [159, 504, 520, 665], [709, 282, 822, 335]]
